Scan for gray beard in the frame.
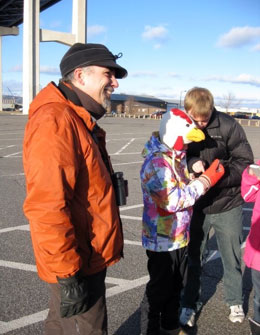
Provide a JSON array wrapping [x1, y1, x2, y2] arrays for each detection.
[[102, 97, 111, 110]]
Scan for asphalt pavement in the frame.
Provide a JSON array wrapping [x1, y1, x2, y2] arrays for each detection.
[[0, 113, 259, 335]]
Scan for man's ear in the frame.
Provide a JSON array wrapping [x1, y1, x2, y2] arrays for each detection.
[[73, 68, 85, 86]]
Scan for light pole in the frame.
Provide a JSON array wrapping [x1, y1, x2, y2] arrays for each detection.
[[179, 90, 187, 109]]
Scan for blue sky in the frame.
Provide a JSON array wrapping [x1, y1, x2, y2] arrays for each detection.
[[2, 0, 260, 108]]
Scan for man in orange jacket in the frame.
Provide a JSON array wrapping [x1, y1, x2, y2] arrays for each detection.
[[23, 43, 127, 335]]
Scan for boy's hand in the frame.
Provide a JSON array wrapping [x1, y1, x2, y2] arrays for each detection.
[[198, 159, 225, 190], [192, 160, 205, 174]]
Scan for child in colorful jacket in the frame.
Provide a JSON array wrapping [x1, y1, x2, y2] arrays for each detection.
[[140, 109, 225, 335], [241, 161, 260, 335]]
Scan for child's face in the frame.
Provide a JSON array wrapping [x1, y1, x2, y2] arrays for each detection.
[[187, 109, 212, 129]]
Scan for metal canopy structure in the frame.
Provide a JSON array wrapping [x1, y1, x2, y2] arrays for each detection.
[[0, 0, 61, 27], [0, 0, 87, 114]]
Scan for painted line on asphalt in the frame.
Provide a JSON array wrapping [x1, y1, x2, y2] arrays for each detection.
[[0, 172, 24, 177], [0, 260, 36, 272], [106, 275, 149, 298], [124, 239, 142, 246], [110, 152, 141, 155], [120, 215, 142, 221], [113, 138, 136, 155], [0, 133, 23, 136], [113, 161, 143, 166], [120, 204, 143, 211], [0, 275, 149, 334], [0, 145, 15, 150], [107, 137, 147, 141], [0, 311, 48, 335], [3, 151, 22, 157], [0, 224, 29, 233], [107, 132, 150, 136]]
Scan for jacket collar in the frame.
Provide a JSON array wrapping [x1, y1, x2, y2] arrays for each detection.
[[58, 81, 106, 121], [205, 108, 220, 129]]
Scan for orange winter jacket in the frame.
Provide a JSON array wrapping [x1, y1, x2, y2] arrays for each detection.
[[23, 82, 123, 283]]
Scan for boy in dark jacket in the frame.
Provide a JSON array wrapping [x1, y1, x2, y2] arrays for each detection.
[[179, 87, 254, 327]]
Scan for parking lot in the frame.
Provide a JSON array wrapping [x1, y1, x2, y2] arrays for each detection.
[[0, 114, 259, 334]]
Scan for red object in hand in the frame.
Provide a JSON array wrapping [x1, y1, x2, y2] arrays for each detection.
[[202, 159, 225, 187]]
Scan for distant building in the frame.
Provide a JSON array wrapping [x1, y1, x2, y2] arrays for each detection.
[[2, 95, 23, 111], [110, 94, 167, 115]]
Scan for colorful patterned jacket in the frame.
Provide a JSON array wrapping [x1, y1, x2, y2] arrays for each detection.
[[140, 133, 205, 252]]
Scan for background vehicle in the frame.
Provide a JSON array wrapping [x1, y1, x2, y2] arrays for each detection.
[[151, 111, 166, 118]]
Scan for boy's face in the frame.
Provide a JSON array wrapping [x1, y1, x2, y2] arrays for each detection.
[[187, 109, 212, 129]]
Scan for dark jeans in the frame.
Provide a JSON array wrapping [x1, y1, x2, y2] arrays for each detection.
[[182, 205, 243, 310], [140, 247, 188, 335], [44, 269, 107, 335], [252, 269, 260, 324]]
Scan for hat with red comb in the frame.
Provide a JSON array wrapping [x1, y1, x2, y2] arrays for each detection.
[[159, 109, 205, 150]]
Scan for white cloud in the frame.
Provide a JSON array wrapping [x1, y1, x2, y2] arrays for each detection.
[[154, 43, 162, 49], [130, 71, 158, 78], [142, 25, 169, 48], [40, 66, 60, 75], [167, 72, 181, 78], [252, 43, 260, 51], [205, 74, 260, 87], [9, 64, 60, 75], [87, 25, 106, 38], [217, 26, 260, 48]]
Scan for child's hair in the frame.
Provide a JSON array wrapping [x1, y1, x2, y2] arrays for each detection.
[[184, 87, 214, 118]]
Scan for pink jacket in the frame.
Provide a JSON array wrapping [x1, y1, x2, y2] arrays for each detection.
[[241, 160, 260, 271]]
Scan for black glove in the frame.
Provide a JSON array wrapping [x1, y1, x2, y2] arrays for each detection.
[[57, 270, 89, 318]]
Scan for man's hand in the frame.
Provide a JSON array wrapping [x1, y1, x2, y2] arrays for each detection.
[[198, 159, 225, 191], [57, 270, 89, 318]]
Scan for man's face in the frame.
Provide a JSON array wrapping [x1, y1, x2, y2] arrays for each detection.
[[187, 109, 212, 129], [80, 66, 119, 108]]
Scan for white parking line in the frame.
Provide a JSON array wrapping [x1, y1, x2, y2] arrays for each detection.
[[120, 204, 143, 211], [0, 132, 24, 136], [0, 145, 15, 150], [0, 204, 251, 334], [124, 239, 142, 246], [110, 152, 140, 155], [0, 274, 149, 334], [114, 138, 135, 155], [0, 172, 24, 177], [0, 224, 29, 233], [121, 215, 142, 221], [3, 151, 22, 157], [0, 311, 48, 334], [107, 137, 147, 141], [113, 161, 143, 166], [0, 260, 36, 272]]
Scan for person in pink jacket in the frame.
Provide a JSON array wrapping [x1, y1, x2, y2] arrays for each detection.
[[241, 160, 260, 335]]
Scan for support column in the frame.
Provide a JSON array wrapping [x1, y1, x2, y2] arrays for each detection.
[[23, 0, 87, 115], [72, 0, 87, 43], [0, 26, 19, 112], [23, 0, 40, 115], [0, 36, 2, 112]]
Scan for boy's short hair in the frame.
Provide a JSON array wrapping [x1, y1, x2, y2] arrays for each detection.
[[184, 87, 214, 118]]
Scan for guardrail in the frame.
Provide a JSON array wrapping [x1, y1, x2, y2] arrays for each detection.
[[107, 113, 260, 126]]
